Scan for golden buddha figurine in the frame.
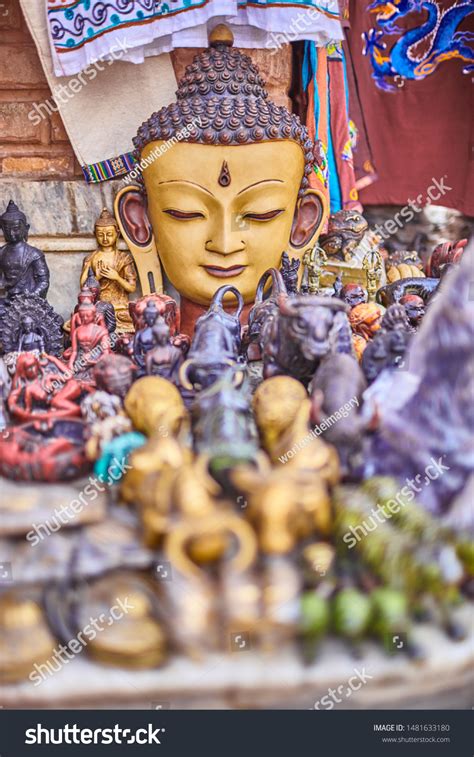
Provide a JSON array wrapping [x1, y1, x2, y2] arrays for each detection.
[[121, 375, 190, 511], [231, 376, 340, 554], [116, 24, 328, 337], [80, 208, 137, 333]]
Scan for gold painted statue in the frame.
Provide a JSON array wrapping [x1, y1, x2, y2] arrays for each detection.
[[80, 208, 137, 333], [362, 248, 384, 303], [116, 24, 328, 336], [121, 375, 190, 511], [302, 244, 327, 294], [123, 375, 188, 438], [252, 376, 339, 484], [231, 377, 340, 554], [77, 572, 167, 669]]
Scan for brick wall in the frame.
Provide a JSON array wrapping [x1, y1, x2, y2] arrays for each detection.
[[0, 0, 81, 180]]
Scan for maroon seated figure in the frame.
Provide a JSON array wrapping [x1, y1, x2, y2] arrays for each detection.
[[69, 303, 112, 380]]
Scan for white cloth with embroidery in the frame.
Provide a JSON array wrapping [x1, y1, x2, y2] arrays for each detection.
[[46, 0, 343, 77], [19, 0, 177, 168]]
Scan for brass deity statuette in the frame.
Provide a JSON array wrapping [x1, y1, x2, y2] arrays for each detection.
[[301, 244, 327, 295], [362, 248, 384, 302], [80, 208, 137, 334]]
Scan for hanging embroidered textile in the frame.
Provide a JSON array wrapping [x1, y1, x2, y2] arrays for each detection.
[[303, 39, 360, 214], [362, 0, 474, 92], [345, 0, 474, 215], [47, 0, 343, 77]]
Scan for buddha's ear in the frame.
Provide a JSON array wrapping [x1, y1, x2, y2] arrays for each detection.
[[114, 185, 163, 295], [288, 188, 327, 253], [115, 184, 152, 246]]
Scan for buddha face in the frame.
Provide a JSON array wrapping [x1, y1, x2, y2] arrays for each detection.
[[3, 219, 27, 244], [95, 224, 118, 249], [79, 309, 95, 325], [120, 141, 325, 307], [21, 316, 34, 333]]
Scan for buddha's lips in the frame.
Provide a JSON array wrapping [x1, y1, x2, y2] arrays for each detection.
[[202, 264, 246, 278]]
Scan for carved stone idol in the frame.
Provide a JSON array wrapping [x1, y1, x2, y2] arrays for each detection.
[[279, 252, 300, 295], [132, 300, 159, 375], [0, 200, 50, 305], [145, 318, 184, 381], [0, 293, 63, 357]]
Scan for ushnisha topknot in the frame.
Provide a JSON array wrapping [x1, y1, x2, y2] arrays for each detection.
[[133, 24, 315, 196], [1, 200, 27, 225], [94, 207, 118, 229]]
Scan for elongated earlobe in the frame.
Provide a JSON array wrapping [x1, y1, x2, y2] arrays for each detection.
[[114, 185, 163, 295], [116, 186, 152, 247], [289, 189, 326, 249]]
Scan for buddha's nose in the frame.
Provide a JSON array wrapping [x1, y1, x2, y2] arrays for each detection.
[[205, 217, 246, 256]]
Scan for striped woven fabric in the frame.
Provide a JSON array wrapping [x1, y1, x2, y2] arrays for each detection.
[[81, 152, 137, 184]]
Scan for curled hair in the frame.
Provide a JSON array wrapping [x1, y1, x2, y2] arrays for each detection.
[[133, 41, 314, 197]]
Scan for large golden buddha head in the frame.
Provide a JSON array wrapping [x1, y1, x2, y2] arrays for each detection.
[[117, 25, 327, 310]]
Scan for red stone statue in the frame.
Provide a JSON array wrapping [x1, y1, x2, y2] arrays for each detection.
[[68, 302, 112, 380], [7, 352, 87, 424]]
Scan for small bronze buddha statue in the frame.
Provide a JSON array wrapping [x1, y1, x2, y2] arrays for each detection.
[[80, 208, 137, 334], [132, 300, 159, 374], [145, 318, 184, 380], [117, 24, 328, 337], [0, 200, 50, 306]]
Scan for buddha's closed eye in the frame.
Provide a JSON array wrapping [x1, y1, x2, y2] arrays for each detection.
[[163, 209, 205, 220], [242, 209, 284, 221], [163, 208, 284, 221]]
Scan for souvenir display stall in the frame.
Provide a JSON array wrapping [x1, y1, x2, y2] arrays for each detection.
[[0, 1, 473, 709]]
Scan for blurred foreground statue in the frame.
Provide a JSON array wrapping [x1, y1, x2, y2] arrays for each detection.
[[367, 251, 474, 516]]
